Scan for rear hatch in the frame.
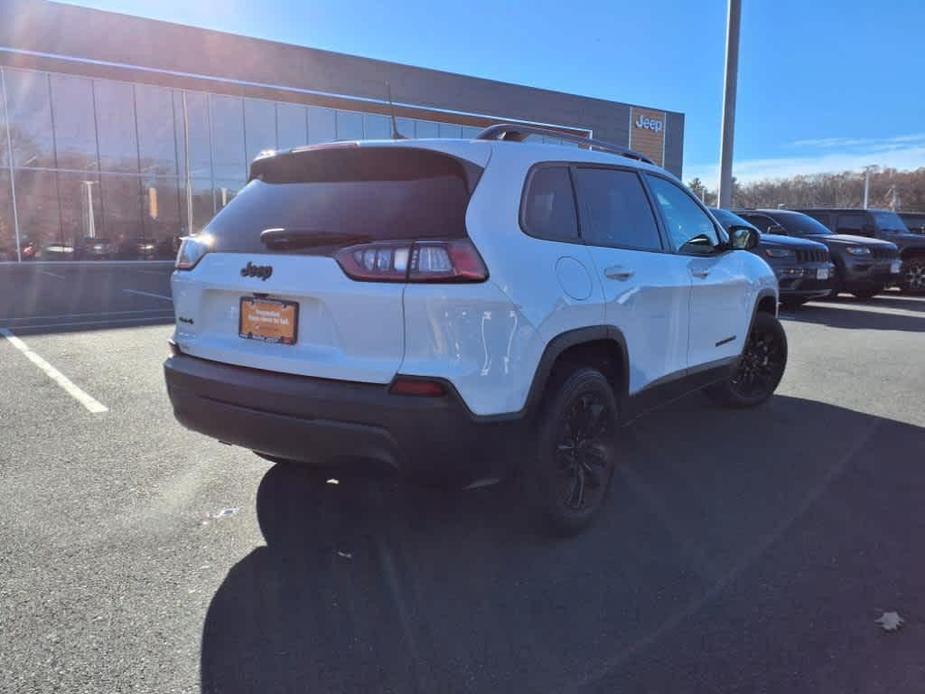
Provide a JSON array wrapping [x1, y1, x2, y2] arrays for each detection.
[[171, 143, 486, 383]]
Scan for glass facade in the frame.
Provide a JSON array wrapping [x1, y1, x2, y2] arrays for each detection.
[[0, 65, 585, 261]]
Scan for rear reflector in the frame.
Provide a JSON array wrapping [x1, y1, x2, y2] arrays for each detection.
[[336, 239, 487, 283], [389, 377, 447, 397]]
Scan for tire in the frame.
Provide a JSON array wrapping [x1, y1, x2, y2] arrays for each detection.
[[780, 297, 809, 310], [851, 288, 881, 300], [524, 367, 620, 536], [704, 312, 787, 408], [900, 258, 925, 294], [825, 271, 843, 299]]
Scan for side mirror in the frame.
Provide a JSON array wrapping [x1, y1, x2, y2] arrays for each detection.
[[729, 225, 759, 250]]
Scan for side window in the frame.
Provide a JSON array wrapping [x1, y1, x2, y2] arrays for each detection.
[[805, 211, 831, 229], [739, 213, 775, 232], [521, 166, 579, 243], [572, 168, 662, 251], [836, 213, 869, 236], [645, 175, 720, 253]]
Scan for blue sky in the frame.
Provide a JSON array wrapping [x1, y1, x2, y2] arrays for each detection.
[[60, 0, 925, 185]]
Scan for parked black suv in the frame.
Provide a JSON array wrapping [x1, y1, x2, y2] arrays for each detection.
[[899, 212, 925, 235], [735, 209, 900, 300], [711, 208, 834, 308], [798, 208, 925, 293]]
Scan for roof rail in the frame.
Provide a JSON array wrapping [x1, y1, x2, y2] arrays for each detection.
[[476, 123, 655, 165]]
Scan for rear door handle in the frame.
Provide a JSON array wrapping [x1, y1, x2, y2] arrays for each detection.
[[604, 266, 635, 281], [691, 270, 710, 279]]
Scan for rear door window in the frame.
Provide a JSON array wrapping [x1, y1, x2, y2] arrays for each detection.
[[205, 146, 482, 254], [521, 166, 579, 243], [572, 168, 663, 251]]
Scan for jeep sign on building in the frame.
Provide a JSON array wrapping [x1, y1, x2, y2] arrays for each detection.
[[0, 0, 685, 263], [629, 107, 669, 167]]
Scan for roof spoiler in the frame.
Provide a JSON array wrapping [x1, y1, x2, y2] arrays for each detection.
[[476, 123, 655, 165]]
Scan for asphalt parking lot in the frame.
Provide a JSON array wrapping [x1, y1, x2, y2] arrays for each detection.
[[1, 266, 924, 693]]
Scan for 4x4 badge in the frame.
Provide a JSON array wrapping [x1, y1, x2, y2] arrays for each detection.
[[240, 261, 273, 280]]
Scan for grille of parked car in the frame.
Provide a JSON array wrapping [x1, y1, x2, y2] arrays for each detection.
[[870, 247, 898, 259], [796, 249, 829, 263]]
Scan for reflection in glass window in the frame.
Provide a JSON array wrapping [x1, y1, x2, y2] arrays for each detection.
[[336, 111, 364, 141], [0, 77, 8, 168], [461, 126, 481, 139], [4, 68, 56, 168], [181, 178, 216, 234], [211, 95, 246, 179], [438, 122, 463, 138], [94, 79, 139, 173], [0, 173, 15, 260], [136, 84, 178, 176], [50, 74, 98, 171], [142, 177, 182, 254], [415, 120, 438, 138], [14, 169, 61, 248], [57, 172, 103, 245], [395, 117, 415, 138], [100, 174, 142, 246], [181, 91, 211, 178], [307, 106, 335, 144], [277, 103, 306, 150], [244, 99, 276, 164], [364, 113, 390, 140]]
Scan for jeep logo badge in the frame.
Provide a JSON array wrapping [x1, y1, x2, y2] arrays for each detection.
[[634, 115, 664, 133], [240, 261, 273, 280]]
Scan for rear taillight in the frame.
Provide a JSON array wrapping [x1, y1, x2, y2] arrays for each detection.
[[335, 239, 487, 283]]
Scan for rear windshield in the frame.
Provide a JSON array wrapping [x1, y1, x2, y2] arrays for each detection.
[[871, 211, 909, 233], [203, 146, 482, 253], [775, 212, 833, 236]]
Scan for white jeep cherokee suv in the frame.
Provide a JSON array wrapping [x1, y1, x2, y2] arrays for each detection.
[[164, 125, 785, 534]]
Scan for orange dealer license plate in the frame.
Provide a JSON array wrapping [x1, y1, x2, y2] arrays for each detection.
[[239, 297, 299, 345]]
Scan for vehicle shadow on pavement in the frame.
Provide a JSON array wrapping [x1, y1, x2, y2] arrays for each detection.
[[200, 395, 925, 694], [789, 302, 925, 332]]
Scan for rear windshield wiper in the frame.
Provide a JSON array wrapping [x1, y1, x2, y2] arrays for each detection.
[[259, 228, 370, 249]]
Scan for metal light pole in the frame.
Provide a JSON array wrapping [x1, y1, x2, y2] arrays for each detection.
[[862, 165, 877, 209], [717, 0, 741, 209]]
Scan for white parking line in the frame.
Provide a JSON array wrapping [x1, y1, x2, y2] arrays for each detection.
[[0, 328, 108, 414], [40, 270, 65, 280], [123, 289, 173, 302]]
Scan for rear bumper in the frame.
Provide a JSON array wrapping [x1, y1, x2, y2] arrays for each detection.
[[164, 353, 523, 487]]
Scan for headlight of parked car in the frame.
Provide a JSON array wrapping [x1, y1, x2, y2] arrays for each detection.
[[764, 248, 795, 258], [175, 234, 213, 270], [845, 246, 871, 256]]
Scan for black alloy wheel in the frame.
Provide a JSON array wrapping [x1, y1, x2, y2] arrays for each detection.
[[705, 312, 788, 408], [528, 367, 619, 535], [902, 259, 925, 293], [555, 391, 613, 512]]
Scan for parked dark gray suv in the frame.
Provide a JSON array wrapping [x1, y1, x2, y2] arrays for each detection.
[[711, 208, 834, 308], [798, 208, 925, 293], [736, 209, 900, 300]]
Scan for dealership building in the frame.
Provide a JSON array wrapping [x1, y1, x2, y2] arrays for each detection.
[[0, 0, 685, 261]]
